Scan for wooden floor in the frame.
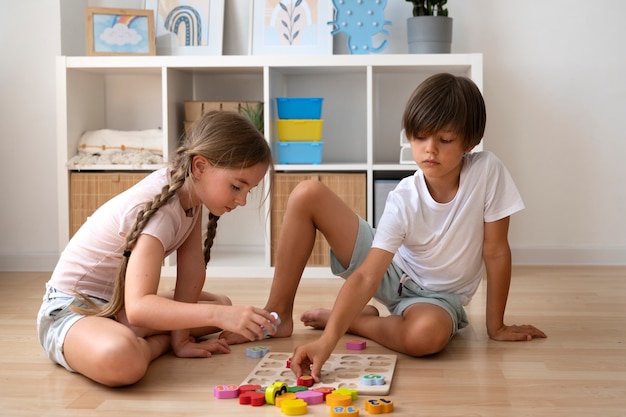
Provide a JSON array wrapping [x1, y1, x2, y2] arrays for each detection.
[[1, 266, 625, 416]]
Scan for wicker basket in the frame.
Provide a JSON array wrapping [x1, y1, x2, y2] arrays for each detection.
[[69, 172, 149, 236], [271, 172, 366, 266]]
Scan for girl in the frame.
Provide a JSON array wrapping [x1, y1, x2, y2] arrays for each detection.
[[38, 111, 279, 387]]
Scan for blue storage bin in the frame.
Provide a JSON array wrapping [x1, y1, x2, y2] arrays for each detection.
[[276, 98, 323, 119], [275, 141, 323, 164]]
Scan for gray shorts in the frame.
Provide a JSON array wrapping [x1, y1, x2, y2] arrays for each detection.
[[37, 284, 108, 372], [329, 217, 468, 337]]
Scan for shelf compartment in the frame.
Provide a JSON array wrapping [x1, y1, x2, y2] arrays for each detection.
[[271, 172, 366, 266]]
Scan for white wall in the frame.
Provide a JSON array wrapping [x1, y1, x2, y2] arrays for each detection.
[[0, 0, 624, 271]]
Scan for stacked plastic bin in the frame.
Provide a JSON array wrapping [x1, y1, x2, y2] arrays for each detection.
[[275, 98, 324, 164]]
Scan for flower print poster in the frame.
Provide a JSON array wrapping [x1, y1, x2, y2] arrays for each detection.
[[251, 0, 333, 55]]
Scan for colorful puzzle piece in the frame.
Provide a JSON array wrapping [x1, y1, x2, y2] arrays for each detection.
[[364, 397, 394, 414], [346, 339, 366, 350], [239, 391, 266, 406], [361, 374, 385, 386], [295, 390, 324, 405], [213, 384, 239, 399], [274, 392, 297, 407], [333, 387, 358, 401], [296, 375, 314, 387], [326, 392, 353, 407], [262, 312, 281, 338], [265, 381, 288, 405], [281, 398, 307, 415], [246, 346, 270, 358]]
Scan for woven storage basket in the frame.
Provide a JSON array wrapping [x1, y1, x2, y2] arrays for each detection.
[[69, 172, 149, 236], [271, 172, 366, 266]]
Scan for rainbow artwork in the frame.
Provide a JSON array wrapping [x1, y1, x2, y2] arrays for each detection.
[[156, 1, 211, 47], [92, 12, 150, 53]]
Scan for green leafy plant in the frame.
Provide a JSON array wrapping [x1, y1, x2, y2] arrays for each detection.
[[406, 0, 448, 17], [239, 102, 264, 134]]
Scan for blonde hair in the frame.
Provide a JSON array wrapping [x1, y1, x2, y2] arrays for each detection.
[[75, 111, 272, 317]]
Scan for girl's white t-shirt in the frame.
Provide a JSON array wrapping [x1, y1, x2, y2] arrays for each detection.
[[49, 168, 200, 300], [372, 151, 524, 305]]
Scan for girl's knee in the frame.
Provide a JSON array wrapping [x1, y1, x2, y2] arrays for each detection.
[[94, 337, 149, 386]]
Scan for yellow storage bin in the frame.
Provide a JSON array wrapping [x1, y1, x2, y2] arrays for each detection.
[[276, 119, 323, 141]]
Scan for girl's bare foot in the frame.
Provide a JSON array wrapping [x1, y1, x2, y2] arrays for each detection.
[[219, 314, 294, 345], [301, 305, 380, 329]]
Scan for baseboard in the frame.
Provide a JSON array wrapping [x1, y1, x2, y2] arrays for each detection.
[[512, 246, 626, 266], [1, 247, 624, 272], [0, 252, 59, 272]]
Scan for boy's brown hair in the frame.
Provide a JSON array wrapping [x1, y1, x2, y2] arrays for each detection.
[[402, 73, 486, 150]]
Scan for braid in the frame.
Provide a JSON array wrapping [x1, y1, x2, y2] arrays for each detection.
[[203, 213, 220, 266], [72, 166, 189, 318]]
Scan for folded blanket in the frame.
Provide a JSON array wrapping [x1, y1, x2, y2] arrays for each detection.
[[78, 128, 163, 155]]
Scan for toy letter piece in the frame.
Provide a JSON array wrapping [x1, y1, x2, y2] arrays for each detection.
[[238, 383, 262, 394], [281, 398, 308, 416], [361, 374, 385, 386], [246, 346, 270, 358], [265, 381, 288, 405], [311, 386, 335, 400], [239, 391, 266, 406], [346, 339, 366, 350], [213, 384, 239, 399], [275, 392, 298, 407], [326, 393, 352, 407], [263, 312, 281, 338], [333, 387, 358, 401], [296, 390, 324, 405], [330, 405, 360, 417], [296, 375, 314, 387], [364, 397, 394, 414]]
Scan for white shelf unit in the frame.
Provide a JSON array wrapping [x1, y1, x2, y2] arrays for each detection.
[[57, 54, 483, 278]]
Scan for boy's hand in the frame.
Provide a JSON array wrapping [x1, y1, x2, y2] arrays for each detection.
[[489, 324, 547, 341], [290, 339, 334, 382]]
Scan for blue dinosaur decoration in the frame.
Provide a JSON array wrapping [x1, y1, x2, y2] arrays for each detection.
[[329, 0, 391, 54]]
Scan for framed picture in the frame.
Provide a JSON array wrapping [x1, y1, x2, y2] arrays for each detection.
[[86, 7, 156, 56], [144, 0, 224, 56], [251, 0, 333, 56]]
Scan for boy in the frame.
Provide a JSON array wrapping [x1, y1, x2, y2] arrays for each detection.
[[222, 73, 546, 380]]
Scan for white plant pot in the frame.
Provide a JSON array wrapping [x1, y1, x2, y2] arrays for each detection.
[[406, 16, 453, 54]]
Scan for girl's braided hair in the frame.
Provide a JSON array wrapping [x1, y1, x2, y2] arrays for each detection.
[[74, 111, 272, 317]]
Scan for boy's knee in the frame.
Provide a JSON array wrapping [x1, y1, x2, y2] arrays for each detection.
[[403, 320, 450, 357], [288, 179, 327, 207]]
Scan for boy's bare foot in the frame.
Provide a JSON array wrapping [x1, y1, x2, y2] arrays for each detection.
[[219, 315, 294, 345], [301, 305, 380, 329]]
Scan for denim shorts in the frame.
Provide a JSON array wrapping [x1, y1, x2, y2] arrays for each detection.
[[329, 217, 468, 337], [37, 284, 108, 372]]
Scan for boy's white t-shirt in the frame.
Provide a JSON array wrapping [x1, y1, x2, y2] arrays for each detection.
[[372, 151, 524, 305], [49, 168, 200, 301]]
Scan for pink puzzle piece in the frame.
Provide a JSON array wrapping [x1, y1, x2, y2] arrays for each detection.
[[213, 384, 239, 399]]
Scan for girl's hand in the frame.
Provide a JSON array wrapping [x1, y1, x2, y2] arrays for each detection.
[[218, 305, 279, 341], [489, 323, 547, 341], [171, 331, 231, 358]]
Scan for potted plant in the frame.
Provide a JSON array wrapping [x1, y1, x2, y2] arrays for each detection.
[[405, 0, 452, 54]]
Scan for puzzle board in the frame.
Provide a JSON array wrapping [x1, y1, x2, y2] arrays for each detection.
[[241, 352, 397, 396]]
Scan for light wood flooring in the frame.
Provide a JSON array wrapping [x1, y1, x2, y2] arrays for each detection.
[[1, 266, 625, 416]]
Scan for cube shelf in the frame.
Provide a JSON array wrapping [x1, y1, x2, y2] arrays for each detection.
[[57, 54, 483, 277]]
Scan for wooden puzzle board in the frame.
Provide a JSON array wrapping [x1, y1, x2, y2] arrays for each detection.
[[241, 352, 397, 396]]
